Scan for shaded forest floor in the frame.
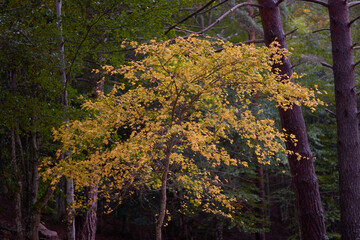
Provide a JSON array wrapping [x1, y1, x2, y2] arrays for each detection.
[[0, 195, 290, 240]]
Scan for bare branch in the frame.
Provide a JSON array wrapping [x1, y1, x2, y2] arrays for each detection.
[[354, 46, 360, 50], [349, 15, 360, 26], [285, 28, 298, 37], [349, 1, 360, 7], [354, 60, 360, 68], [197, 2, 262, 35], [325, 108, 336, 116], [321, 61, 333, 69], [312, 28, 330, 34], [165, 0, 216, 35], [301, 0, 329, 7]]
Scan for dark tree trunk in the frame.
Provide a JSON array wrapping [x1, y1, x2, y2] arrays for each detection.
[[11, 129, 24, 240], [255, 165, 266, 240], [75, 186, 98, 240], [257, 0, 328, 239], [328, 1, 360, 239], [75, 76, 105, 240]]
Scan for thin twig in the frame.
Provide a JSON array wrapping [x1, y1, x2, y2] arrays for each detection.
[[285, 28, 298, 37], [325, 108, 336, 116], [201, 0, 231, 14], [301, 0, 329, 7], [312, 28, 330, 34], [68, 5, 117, 76], [354, 60, 360, 68], [349, 15, 360, 26], [164, 0, 216, 35], [197, 2, 262, 35]]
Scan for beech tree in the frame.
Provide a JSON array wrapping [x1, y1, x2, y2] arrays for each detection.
[[41, 36, 323, 240]]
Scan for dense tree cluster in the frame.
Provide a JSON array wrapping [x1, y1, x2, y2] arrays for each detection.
[[1, 0, 360, 240]]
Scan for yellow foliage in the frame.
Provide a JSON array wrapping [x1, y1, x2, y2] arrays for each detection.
[[41, 35, 323, 219]]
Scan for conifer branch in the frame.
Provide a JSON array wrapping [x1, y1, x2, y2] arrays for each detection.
[[354, 60, 360, 68], [285, 28, 298, 37], [197, 2, 262, 35], [321, 61, 333, 69], [349, 1, 360, 7], [325, 108, 336, 116], [312, 28, 330, 34], [349, 15, 360, 26], [301, 0, 329, 7]]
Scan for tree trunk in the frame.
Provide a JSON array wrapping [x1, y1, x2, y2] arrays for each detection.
[[255, 165, 266, 240], [257, 0, 328, 239], [75, 185, 98, 240], [328, 1, 360, 239], [56, 0, 75, 238], [11, 129, 24, 240], [66, 178, 75, 240], [155, 143, 172, 240]]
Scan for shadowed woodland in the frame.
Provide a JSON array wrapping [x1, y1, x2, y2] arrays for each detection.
[[1, 0, 360, 240]]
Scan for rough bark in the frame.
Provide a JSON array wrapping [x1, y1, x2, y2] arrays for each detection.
[[11, 128, 24, 240], [75, 186, 98, 240], [328, 0, 360, 239], [74, 77, 104, 239], [257, 0, 328, 239]]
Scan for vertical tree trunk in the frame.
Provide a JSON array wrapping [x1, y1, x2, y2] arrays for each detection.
[[328, 1, 360, 239], [75, 80, 103, 240], [75, 186, 98, 240], [255, 165, 266, 240], [245, 7, 266, 240], [66, 178, 75, 240], [11, 128, 24, 240], [156, 143, 172, 240], [55, 0, 75, 239], [257, 0, 328, 239]]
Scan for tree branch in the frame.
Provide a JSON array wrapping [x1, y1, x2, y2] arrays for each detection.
[[312, 28, 330, 34], [354, 60, 360, 68], [197, 2, 262, 35], [285, 28, 298, 37], [325, 108, 336, 116], [321, 61, 333, 69], [349, 1, 360, 7], [349, 15, 360, 26], [201, 0, 231, 15], [164, 0, 216, 35], [301, 0, 329, 7], [68, 5, 117, 76]]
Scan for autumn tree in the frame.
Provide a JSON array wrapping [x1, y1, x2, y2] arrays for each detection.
[[41, 36, 324, 240]]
